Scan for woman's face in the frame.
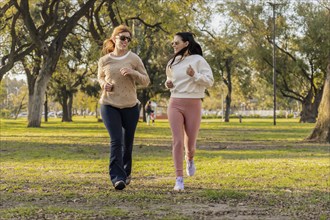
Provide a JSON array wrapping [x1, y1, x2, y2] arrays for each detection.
[[171, 35, 188, 54], [114, 32, 131, 50]]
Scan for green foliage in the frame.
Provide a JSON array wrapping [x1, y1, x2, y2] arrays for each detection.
[[0, 77, 28, 118], [3, 0, 327, 124], [203, 0, 328, 117], [2, 0, 329, 126]]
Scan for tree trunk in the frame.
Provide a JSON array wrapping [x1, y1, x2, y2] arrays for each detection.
[[61, 88, 70, 122], [44, 92, 48, 122], [224, 94, 231, 122], [60, 89, 73, 122], [68, 93, 73, 121], [95, 102, 99, 119], [299, 88, 323, 123], [141, 90, 149, 122], [27, 73, 51, 127], [224, 57, 233, 122], [306, 62, 330, 143]]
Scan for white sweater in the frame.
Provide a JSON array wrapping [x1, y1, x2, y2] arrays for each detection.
[[166, 55, 214, 98]]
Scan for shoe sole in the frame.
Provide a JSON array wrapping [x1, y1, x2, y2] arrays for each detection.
[[173, 188, 184, 191], [114, 181, 126, 190], [187, 171, 195, 177]]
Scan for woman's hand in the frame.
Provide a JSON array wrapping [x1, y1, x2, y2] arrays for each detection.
[[166, 80, 174, 88], [120, 67, 135, 76], [186, 65, 195, 77], [105, 83, 114, 92]]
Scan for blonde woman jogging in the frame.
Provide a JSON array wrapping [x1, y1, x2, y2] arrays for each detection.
[[98, 25, 150, 190]]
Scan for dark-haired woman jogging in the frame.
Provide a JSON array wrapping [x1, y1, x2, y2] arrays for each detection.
[[165, 32, 214, 191]]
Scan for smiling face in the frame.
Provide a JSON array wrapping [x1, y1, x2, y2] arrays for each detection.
[[113, 32, 131, 50], [171, 35, 189, 54]]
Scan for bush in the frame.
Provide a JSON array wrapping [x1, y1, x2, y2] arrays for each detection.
[[0, 109, 11, 118]]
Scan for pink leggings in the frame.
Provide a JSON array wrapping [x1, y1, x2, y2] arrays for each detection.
[[167, 98, 202, 177]]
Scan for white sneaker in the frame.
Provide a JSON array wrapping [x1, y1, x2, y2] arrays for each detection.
[[173, 176, 184, 191], [186, 159, 196, 176]]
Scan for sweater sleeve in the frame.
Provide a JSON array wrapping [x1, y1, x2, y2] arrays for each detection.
[[132, 56, 150, 87], [193, 58, 214, 88], [97, 58, 107, 89]]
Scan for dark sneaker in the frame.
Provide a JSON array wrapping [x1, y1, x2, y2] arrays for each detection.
[[114, 180, 126, 190], [126, 175, 131, 185]]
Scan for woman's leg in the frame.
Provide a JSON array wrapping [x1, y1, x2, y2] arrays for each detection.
[[100, 104, 126, 185], [121, 104, 140, 178], [167, 98, 185, 177], [183, 99, 202, 161]]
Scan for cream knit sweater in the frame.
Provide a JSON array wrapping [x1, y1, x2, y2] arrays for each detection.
[[166, 55, 214, 98], [98, 51, 150, 108]]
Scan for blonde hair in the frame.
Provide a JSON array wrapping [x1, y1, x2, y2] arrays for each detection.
[[102, 25, 132, 55]]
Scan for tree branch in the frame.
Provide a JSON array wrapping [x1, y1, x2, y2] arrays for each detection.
[[266, 35, 310, 80], [107, 0, 119, 27], [126, 16, 169, 34], [0, 0, 14, 18], [14, 0, 47, 52], [0, 11, 35, 81], [200, 28, 216, 39]]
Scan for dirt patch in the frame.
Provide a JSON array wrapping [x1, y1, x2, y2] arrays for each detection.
[[163, 203, 291, 220]]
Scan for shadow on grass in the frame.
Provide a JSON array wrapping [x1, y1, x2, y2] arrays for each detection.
[[1, 139, 329, 162]]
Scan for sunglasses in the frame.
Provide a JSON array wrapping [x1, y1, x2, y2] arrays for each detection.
[[171, 41, 181, 46], [117, 35, 132, 42]]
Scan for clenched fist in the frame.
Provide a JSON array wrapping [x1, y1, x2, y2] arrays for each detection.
[[186, 65, 195, 77]]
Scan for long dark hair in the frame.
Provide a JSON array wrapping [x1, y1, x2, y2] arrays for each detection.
[[169, 32, 203, 67]]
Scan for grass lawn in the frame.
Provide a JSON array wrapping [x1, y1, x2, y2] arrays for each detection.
[[0, 117, 329, 219]]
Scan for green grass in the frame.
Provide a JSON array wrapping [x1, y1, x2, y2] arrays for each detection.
[[0, 117, 329, 219]]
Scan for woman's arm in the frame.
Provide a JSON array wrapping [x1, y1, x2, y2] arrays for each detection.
[[97, 58, 107, 89], [191, 58, 214, 88]]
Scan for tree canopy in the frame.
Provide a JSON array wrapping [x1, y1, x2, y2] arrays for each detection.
[[0, 0, 329, 131]]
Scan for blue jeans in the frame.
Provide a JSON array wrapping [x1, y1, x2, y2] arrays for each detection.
[[100, 104, 139, 185]]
